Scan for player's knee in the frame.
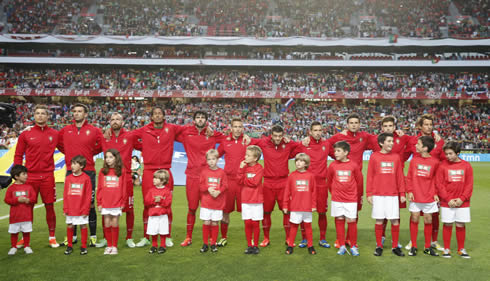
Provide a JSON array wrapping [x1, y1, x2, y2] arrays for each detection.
[[188, 209, 196, 214]]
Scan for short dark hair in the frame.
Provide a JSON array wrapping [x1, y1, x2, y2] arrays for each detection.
[[71, 155, 87, 169], [378, 132, 394, 147], [310, 121, 322, 129], [419, 136, 435, 153], [416, 114, 434, 129], [346, 113, 360, 123], [381, 116, 396, 126], [231, 118, 242, 125], [443, 141, 461, 154], [193, 110, 208, 121], [10, 164, 27, 179], [151, 106, 165, 117], [271, 125, 284, 134], [72, 103, 88, 113], [333, 141, 350, 153]]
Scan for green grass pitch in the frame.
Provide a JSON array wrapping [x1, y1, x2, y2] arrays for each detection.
[[1, 161, 489, 281]]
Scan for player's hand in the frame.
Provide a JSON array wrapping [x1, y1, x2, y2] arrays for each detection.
[[434, 132, 441, 142], [239, 160, 247, 168], [242, 134, 251, 145], [283, 209, 288, 214], [434, 195, 440, 203], [340, 129, 348, 136], [155, 196, 161, 203], [97, 206, 102, 212], [21, 125, 33, 133], [448, 199, 456, 208], [455, 198, 463, 207], [408, 192, 414, 202], [283, 136, 291, 143], [17, 196, 26, 203], [400, 196, 406, 204], [302, 137, 310, 147], [205, 126, 214, 137], [367, 196, 373, 205], [395, 129, 405, 136], [312, 208, 317, 212], [103, 128, 112, 140], [63, 212, 66, 217]]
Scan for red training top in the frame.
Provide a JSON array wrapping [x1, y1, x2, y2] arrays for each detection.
[[406, 156, 440, 203], [283, 170, 317, 212], [4, 183, 37, 224], [199, 167, 228, 210], [366, 151, 406, 197], [326, 160, 363, 203], [96, 168, 127, 209], [435, 159, 473, 208], [144, 186, 173, 216], [238, 163, 264, 204], [63, 172, 92, 216], [14, 124, 58, 174]]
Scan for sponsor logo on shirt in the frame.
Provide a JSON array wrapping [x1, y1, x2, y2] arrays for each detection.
[[123, 138, 127, 145], [416, 164, 431, 177], [448, 169, 464, 182], [49, 136, 53, 142], [208, 177, 219, 183], [246, 173, 255, 178], [380, 161, 394, 174], [70, 183, 83, 196], [295, 180, 309, 192], [15, 191, 28, 197], [105, 176, 119, 188], [86, 130, 91, 136], [336, 170, 351, 182]]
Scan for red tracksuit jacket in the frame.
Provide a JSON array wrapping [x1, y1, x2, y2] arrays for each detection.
[[435, 159, 473, 208], [329, 130, 374, 171], [406, 156, 440, 203], [369, 132, 410, 162], [251, 136, 300, 185], [217, 134, 247, 180], [58, 120, 103, 171], [4, 183, 37, 224], [326, 160, 363, 203], [96, 168, 127, 209], [14, 124, 59, 173], [63, 172, 92, 216], [144, 186, 172, 216], [176, 125, 224, 178], [298, 136, 329, 179], [238, 163, 264, 204], [101, 128, 140, 174], [283, 170, 317, 212], [404, 133, 446, 162], [199, 167, 228, 210], [366, 151, 406, 197], [132, 122, 187, 170]]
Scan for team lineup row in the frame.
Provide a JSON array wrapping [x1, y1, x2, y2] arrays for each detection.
[[5, 103, 472, 258]]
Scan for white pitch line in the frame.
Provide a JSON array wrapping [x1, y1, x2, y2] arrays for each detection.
[[0, 198, 64, 221]]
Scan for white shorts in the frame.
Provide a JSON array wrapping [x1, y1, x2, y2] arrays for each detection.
[[409, 202, 438, 214], [331, 201, 357, 219], [199, 207, 223, 221], [441, 207, 471, 223], [241, 203, 263, 221], [290, 211, 313, 224], [9, 221, 33, 234], [147, 215, 169, 235], [101, 208, 122, 216], [372, 196, 400, 220], [66, 215, 89, 225]]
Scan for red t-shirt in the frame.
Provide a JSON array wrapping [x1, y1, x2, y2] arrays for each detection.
[[283, 170, 317, 212], [366, 151, 406, 197], [406, 156, 439, 203], [199, 167, 228, 210], [436, 159, 473, 208], [4, 183, 37, 224], [238, 163, 264, 204], [326, 160, 363, 203], [63, 172, 92, 216], [144, 186, 172, 216], [96, 168, 127, 209]]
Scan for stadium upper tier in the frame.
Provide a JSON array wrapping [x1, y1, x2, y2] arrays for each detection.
[[1, 101, 487, 152], [1, 0, 488, 39]]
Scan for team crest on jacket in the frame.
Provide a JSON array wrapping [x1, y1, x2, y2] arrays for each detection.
[[359, 137, 363, 142], [282, 144, 286, 149], [123, 138, 127, 145], [86, 130, 90, 136], [396, 139, 400, 144], [49, 136, 53, 142], [226, 137, 231, 141], [322, 146, 326, 151], [165, 127, 169, 133]]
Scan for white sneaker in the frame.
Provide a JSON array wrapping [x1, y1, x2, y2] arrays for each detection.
[[126, 239, 136, 248], [8, 248, 17, 255], [431, 241, 444, 251], [166, 238, 174, 248], [405, 241, 412, 250], [95, 238, 107, 248], [442, 248, 451, 258], [24, 247, 33, 254], [110, 247, 118, 255], [103, 247, 112, 255], [135, 237, 151, 247]]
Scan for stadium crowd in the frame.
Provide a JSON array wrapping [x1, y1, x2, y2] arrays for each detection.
[[3, 0, 488, 38], [1, 100, 487, 152], [0, 68, 488, 94]]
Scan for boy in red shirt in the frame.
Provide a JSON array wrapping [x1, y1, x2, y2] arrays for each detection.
[[145, 169, 172, 254], [63, 155, 92, 255], [283, 153, 317, 255], [327, 141, 363, 256], [239, 145, 264, 255], [407, 136, 440, 257], [5, 165, 37, 255], [199, 149, 228, 253], [436, 142, 473, 259], [366, 133, 406, 257]]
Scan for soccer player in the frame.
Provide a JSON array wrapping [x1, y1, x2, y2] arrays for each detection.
[[96, 149, 127, 255], [145, 170, 172, 254], [58, 103, 103, 247], [283, 153, 317, 255], [63, 155, 92, 255], [406, 136, 440, 257], [177, 111, 225, 247], [404, 114, 445, 251], [132, 106, 188, 248], [239, 145, 264, 255], [99, 113, 140, 248], [436, 142, 473, 259], [366, 133, 406, 257], [327, 141, 363, 256], [298, 121, 331, 248], [14, 104, 60, 248], [216, 118, 248, 247], [199, 149, 228, 253], [5, 165, 37, 255], [249, 125, 300, 247]]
